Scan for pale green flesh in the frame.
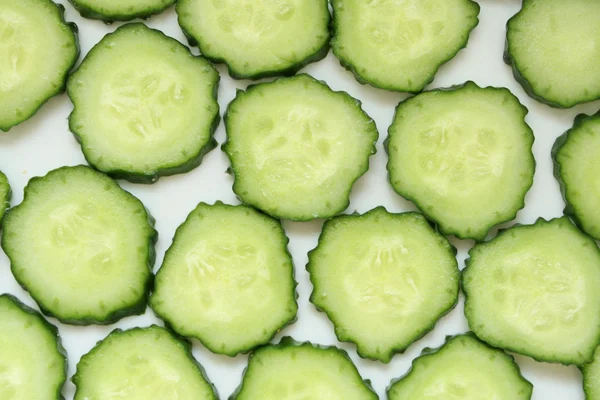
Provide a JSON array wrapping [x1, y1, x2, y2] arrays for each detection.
[[309, 208, 458, 362], [177, 0, 329, 77], [73, 0, 174, 17], [333, 0, 478, 92], [0, 171, 9, 221], [507, 0, 600, 107], [0, 296, 64, 400], [151, 203, 297, 355], [0, 0, 77, 131], [463, 218, 600, 364], [387, 83, 534, 239], [388, 335, 532, 399], [68, 23, 219, 176], [583, 346, 600, 399], [74, 326, 215, 400]]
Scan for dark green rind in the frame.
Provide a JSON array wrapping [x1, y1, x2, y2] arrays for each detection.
[[72, 325, 218, 399], [0, 170, 11, 224], [0, 294, 68, 400], [307, 206, 459, 363], [229, 336, 378, 400], [176, 0, 331, 80], [67, 0, 176, 23], [0, 2, 79, 132], [223, 73, 378, 221], [1, 165, 158, 325], [331, 0, 480, 93], [150, 201, 299, 357], [581, 346, 600, 400], [384, 80, 535, 241], [552, 110, 600, 240]]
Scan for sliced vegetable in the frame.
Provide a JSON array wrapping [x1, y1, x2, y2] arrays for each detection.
[[0, 171, 10, 223], [69, 0, 175, 22]]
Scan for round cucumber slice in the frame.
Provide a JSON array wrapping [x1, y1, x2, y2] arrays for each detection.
[[231, 337, 378, 400], [505, 0, 600, 108], [69, 0, 175, 21], [386, 81, 535, 240], [0, 294, 67, 400], [67, 23, 220, 184], [73, 325, 217, 400], [332, 0, 479, 93], [0, 171, 10, 223], [582, 346, 600, 399], [224, 74, 378, 221], [1, 165, 157, 325], [0, 0, 78, 132], [176, 0, 330, 79], [150, 202, 298, 356], [307, 207, 459, 363], [463, 217, 600, 365], [387, 334, 533, 399]]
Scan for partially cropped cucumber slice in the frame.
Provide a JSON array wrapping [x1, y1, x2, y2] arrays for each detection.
[[1, 165, 157, 325], [68, 23, 220, 184], [231, 337, 377, 400], [0, 294, 67, 400], [69, 0, 175, 21], [224, 74, 378, 221], [387, 334, 533, 399], [505, 0, 600, 108], [73, 325, 217, 400], [0, 171, 10, 223], [332, 0, 479, 92], [582, 346, 600, 399], [386, 81, 535, 240], [308, 207, 459, 363], [0, 0, 78, 132], [177, 0, 330, 79], [463, 217, 600, 365], [151, 202, 297, 356]]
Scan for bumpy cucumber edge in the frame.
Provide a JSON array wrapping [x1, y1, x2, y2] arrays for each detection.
[[222, 73, 378, 221], [72, 325, 218, 399], [552, 110, 600, 240], [331, 0, 480, 93], [150, 201, 299, 357], [306, 207, 459, 363], [67, 0, 176, 23], [0, 293, 68, 400], [384, 80, 535, 241], [176, 0, 331, 80], [581, 348, 600, 400], [1, 165, 158, 325], [67, 23, 220, 184], [228, 336, 378, 400], [0, 171, 11, 225], [0, 2, 79, 133]]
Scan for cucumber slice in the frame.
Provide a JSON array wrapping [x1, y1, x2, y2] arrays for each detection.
[[224, 74, 378, 221], [505, 0, 600, 108], [73, 325, 217, 400], [387, 334, 533, 399], [553, 111, 600, 240], [0, 0, 78, 132], [0, 294, 67, 400], [69, 0, 175, 22], [151, 202, 297, 356], [386, 81, 535, 240], [307, 207, 459, 363], [582, 346, 600, 399], [67, 23, 220, 184], [1, 165, 157, 325], [176, 0, 330, 80], [0, 171, 10, 223], [231, 337, 377, 400], [332, 0, 479, 93], [463, 217, 600, 365]]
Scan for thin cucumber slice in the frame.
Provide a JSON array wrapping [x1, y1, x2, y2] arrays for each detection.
[[151, 202, 298, 356], [73, 325, 217, 400], [463, 217, 600, 365], [386, 81, 535, 240], [230, 337, 377, 400], [553, 111, 600, 240], [505, 0, 600, 108], [68, 23, 220, 184], [307, 207, 459, 363], [0, 0, 78, 132], [177, 0, 330, 80], [387, 334, 533, 399], [0, 171, 10, 223], [332, 0, 479, 93], [582, 346, 600, 399], [224, 74, 378, 221], [0, 294, 67, 400], [69, 0, 175, 22], [1, 165, 157, 325]]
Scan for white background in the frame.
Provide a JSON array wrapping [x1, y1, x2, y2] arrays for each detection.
[[1, 0, 600, 398]]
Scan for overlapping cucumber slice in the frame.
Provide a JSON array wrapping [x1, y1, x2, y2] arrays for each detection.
[[0, 171, 10, 223], [69, 0, 175, 21]]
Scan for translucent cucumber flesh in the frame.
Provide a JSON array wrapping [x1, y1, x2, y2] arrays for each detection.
[[583, 346, 600, 399], [0, 171, 9, 221], [72, 0, 174, 19]]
